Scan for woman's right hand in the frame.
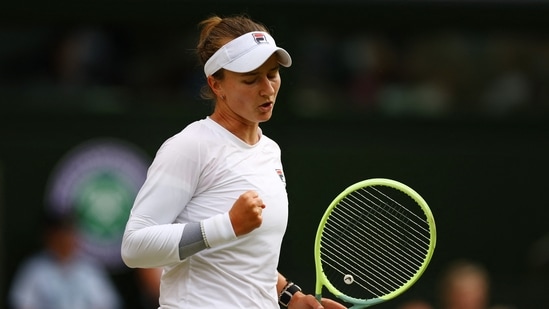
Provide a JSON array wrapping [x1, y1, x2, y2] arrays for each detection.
[[229, 190, 266, 236]]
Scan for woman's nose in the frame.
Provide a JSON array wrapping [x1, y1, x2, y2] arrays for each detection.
[[259, 77, 275, 97]]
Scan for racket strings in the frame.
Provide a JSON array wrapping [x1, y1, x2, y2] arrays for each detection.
[[354, 188, 431, 258], [320, 185, 432, 299], [365, 186, 431, 235]]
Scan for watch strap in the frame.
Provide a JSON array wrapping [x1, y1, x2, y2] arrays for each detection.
[[279, 282, 301, 307]]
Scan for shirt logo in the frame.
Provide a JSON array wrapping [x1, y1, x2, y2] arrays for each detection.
[[253, 33, 268, 44], [275, 169, 285, 183]]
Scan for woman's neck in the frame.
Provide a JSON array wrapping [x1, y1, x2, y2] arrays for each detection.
[[210, 112, 260, 145]]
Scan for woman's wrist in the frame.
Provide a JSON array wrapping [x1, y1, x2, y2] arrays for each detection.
[[200, 213, 237, 248], [278, 281, 302, 308]]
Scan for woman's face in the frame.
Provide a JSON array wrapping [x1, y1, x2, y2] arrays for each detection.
[[214, 55, 282, 124]]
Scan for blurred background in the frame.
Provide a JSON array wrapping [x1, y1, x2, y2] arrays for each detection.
[[1, 0, 549, 308]]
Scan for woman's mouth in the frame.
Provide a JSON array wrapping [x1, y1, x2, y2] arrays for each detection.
[[259, 102, 273, 111]]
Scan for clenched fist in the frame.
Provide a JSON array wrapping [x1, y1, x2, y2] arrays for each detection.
[[229, 190, 266, 236]]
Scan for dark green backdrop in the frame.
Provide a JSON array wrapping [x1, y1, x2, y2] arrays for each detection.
[[1, 1, 549, 308]]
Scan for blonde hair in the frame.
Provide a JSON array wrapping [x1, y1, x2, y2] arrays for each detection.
[[196, 14, 269, 101]]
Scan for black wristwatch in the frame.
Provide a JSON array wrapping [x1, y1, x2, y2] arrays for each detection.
[[279, 281, 302, 308]]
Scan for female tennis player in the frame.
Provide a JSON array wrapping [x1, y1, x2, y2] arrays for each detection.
[[121, 14, 346, 309]]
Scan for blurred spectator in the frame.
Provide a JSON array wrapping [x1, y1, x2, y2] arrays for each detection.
[[8, 210, 122, 309], [53, 27, 121, 86], [135, 267, 162, 309], [437, 259, 514, 309]]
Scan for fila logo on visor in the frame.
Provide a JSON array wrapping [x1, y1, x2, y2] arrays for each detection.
[[253, 33, 268, 44]]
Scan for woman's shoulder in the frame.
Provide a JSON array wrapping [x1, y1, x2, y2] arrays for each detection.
[[165, 118, 215, 143], [156, 118, 223, 155]]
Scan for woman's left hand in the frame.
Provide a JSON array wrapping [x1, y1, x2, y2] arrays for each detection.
[[288, 292, 347, 309]]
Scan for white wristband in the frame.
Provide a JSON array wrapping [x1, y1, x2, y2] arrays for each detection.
[[201, 213, 237, 248]]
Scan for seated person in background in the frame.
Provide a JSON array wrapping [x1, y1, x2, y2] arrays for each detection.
[[8, 210, 121, 309]]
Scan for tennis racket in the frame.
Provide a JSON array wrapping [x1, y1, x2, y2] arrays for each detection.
[[314, 178, 436, 309]]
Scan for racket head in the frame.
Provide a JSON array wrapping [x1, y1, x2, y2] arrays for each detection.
[[314, 178, 436, 308]]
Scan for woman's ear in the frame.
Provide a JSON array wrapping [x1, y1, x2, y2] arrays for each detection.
[[207, 75, 223, 99]]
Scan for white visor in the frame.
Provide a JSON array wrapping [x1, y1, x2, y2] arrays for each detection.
[[204, 31, 292, 77]]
